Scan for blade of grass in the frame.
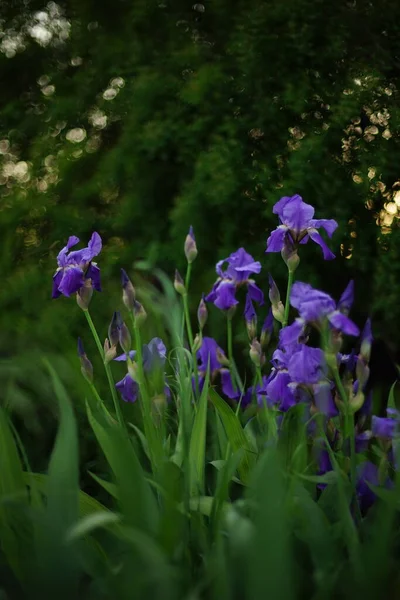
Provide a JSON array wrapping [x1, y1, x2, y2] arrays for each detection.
[[209, 389, 256, 484]]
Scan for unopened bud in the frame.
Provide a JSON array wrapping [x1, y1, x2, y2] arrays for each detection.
[[216, 347, 230, 367], [197, 295, 208, 330], [133, 301, 147, 327], [360, 319, 373, 363], [77, 337, 93, 383], [246, 320, 257, 340], [350, 390, 365, 413], [118, 321, 132, 354], [268, 274, 281, 306], [108, 311, 121, 346], [281, 247, 300, 274], [184, 225, 198, 263], [356, 356, 370, 389], [121, 268, 136, 311], [268, 275, 285, 323], [192, 333, 202, 353], [249, 339, 264, 368], [226, 304, 237, 320], [127, 359, 140, 380], [76, 279, 93, 311], [260, 308, 274, 348], [174, 269, 186, 295], [272, 302, 285, 324], [325, 351, 338, 372], [104, 338, 117, 364], [329, 329, 343, 354]]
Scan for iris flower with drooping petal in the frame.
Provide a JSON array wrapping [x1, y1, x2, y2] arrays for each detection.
[[205, 248, 264, 311], [266, 194, 338, 260], [52, 232, 102, 298], [290, 282, 360, 336], [115, 337, 169, 403], [196, 336, 238, 399]]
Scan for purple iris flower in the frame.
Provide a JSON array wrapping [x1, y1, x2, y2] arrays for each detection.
[[356, 461, 393, 514], [314, 442, 333, 490], [287, 346, 327, 385], [287, 348, 338, 417], [52, 232, 102, 298], [243, 375, 276, 408], [372, 409, 400, 440], [360, 318, 373, 363], [115, 337, 168, 403], [266, 347, 298, 411], [196, 336, 238, 399], [260, 307, 274, 346], [290, 282, 359, 336], [266, 194, 338, 260], [337, 280, 354, 315], [355, 430, 372, 453], [205, 248, 264, 311]]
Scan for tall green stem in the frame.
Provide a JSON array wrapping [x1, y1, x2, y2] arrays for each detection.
[[226, 317, 243, 394], [129, 312, 162, 471], [283, 269, 295, 328], [182, 262, 200, 397], [332, 367, 356, 487], [84, 309, 124, 428]]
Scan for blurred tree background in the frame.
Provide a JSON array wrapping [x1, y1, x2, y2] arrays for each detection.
[[1, 0, 400, 457]]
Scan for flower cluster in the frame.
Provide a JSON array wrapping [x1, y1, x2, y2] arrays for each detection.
[[55, 193, 398, 518]]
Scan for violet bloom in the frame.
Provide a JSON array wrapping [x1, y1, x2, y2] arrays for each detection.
[[196, 336, 238, 399], [290, 282, 360, 336], [266, 347, 299, 411], [115, 337, 168, 403], [205, 248, 264, 311], [337, 280, 354, 315], [52, 232, 102, 298], [260, 307, 274, 347], [266, 194, 338, 260], [355, 430, 372, 453], [243, 375, 275, 408], [287, 346, 327, 385], [356, 461, 393, 514], [372, 409, 400, 440], [287, 347, 338, 417], [244, 293, 257, 338]]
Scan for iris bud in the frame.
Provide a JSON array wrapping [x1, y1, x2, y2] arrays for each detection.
[[77, 337, 93, 383], [249, 339, 264, 368], [104, 338, 117, 364], [119, 321, 132, 354], [76, 279, 93, 311], [197, 295, 208, 330], [121, 268, 136, 311], [184, 226, 198, 263], [108, 311, 121, 347], [133, 301, 147, 327], [174, 269, 186, 295]]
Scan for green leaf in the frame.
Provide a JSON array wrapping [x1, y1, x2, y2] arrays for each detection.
[[88, 471, 119, 499], [247, 448, 295, 600], [34, 360, 80, 598], [0, 404, 29, 583], [291, 482, 340, 596], [23, 472, 110, 518], [66, 512, 121, 543], [128, 422, 151, 461], [388, 381, 398, 411], [86, 400, 159, 534], [209, 389, 256, 484], [188, 365, 210, 496], [114, 525, 176, 600]]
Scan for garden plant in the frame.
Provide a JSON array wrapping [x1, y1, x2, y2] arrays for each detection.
[[1, 193, 400, 600]]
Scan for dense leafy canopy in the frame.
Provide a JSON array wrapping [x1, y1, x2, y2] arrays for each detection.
[[1, 0, 400, 357]]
